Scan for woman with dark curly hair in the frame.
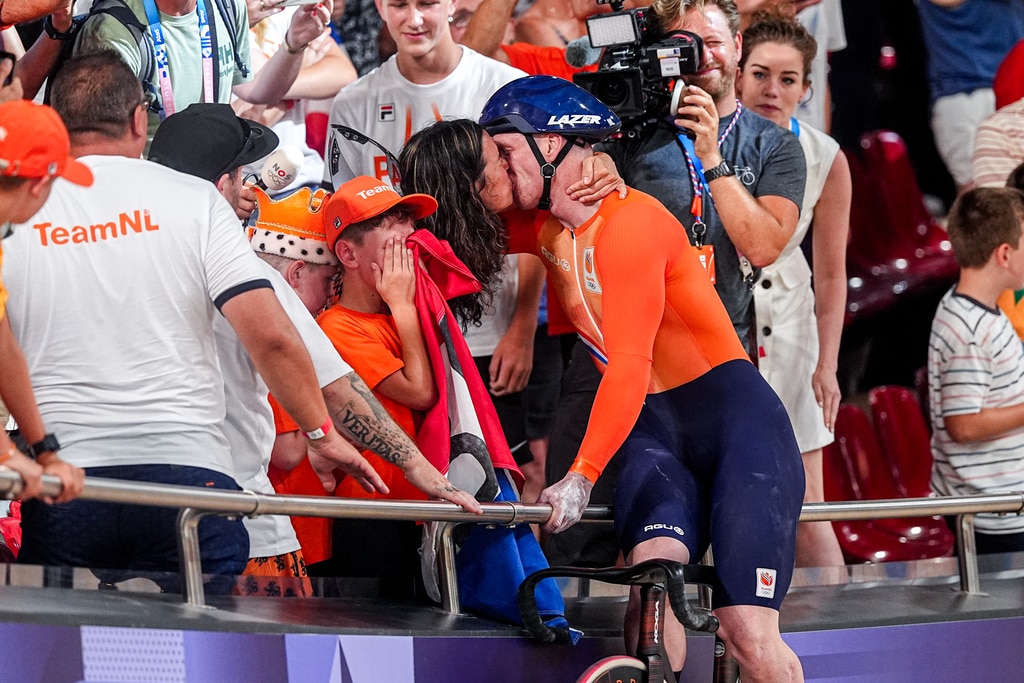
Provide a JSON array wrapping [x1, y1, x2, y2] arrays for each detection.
[[400, 119, 511, 329], [399, 117, 625, 505]]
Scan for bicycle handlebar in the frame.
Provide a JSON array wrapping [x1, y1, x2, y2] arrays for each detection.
[[517, 559, 720, 643]]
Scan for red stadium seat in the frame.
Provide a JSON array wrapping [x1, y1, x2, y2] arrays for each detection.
[[823, 404, 953, 563], [869, 385, 934, 498], [843, 131, 959, 325]]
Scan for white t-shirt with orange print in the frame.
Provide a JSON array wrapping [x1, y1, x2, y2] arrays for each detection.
[[2, 155, 269, 476]]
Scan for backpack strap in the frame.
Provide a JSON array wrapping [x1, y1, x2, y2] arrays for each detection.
[[213, 0, 249, 79], [45, 0, 247, 111], [96, 0, 157, 106], [42, 0, 157, 108]]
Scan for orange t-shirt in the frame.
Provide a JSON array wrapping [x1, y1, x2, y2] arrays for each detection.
[[268, 304, 429, 562], [267, 400, 333, 566], [315, 303, 425, 501]]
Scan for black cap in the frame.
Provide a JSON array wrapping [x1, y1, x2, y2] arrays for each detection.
[[148, 103, 279, 181]]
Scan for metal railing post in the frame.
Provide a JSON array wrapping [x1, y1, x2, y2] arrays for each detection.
[[177, 507, 210, 609], [956, 514, 981, 594]]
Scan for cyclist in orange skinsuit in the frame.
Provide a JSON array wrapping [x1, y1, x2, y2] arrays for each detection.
[[480, 76, 806, 682]]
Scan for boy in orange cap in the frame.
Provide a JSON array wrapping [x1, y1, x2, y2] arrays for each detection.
[[317, 177, 562, 625], [314, 176, 442, 596]]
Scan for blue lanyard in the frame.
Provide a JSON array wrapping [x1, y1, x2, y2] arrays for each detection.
[[142, 0, 214, 118], [791, 117, 801, 138], [674, 101, 744, 227]]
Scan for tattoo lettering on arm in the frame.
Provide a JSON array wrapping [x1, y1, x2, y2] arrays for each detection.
[[330, 373, 415, 467]]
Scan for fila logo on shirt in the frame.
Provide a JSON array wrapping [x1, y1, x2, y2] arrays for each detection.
[[378, 104, 396, 122], [755, 567, 777, 599]]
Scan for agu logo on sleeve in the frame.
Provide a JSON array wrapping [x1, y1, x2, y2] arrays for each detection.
[[755, 567, 777, 599]]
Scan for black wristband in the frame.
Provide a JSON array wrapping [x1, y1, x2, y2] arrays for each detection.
[[28, 433, 60, 459], [704, 160, 734, 183], [43, 15, 75, 41]]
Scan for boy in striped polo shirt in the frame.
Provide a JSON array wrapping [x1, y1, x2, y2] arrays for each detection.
[[929, 186, 1024, 554]]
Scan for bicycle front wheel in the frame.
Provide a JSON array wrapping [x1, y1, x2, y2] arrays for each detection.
[[576, 655, 647, 683]]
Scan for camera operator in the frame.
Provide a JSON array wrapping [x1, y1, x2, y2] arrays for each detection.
[[604, 0, 806, 353]]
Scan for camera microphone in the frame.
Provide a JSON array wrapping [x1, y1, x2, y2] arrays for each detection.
[[670, 79, 686, 115], [565, 37, 603, 68], [255, 146, 303, 192]]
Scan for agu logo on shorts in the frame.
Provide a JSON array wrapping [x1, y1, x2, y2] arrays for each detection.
[[642, 523, 684, 537], [755, 567, 777, 599]]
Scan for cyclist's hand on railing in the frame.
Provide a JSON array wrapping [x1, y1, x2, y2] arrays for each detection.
[[537, 472, 594, 534], [1, 449, 44, 501], [401, 457, 483, 514], [36, 454, 85, 504], [306, 430, 389, 495]]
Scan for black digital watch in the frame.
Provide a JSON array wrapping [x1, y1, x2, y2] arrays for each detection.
[[28, 433, 61, 459]]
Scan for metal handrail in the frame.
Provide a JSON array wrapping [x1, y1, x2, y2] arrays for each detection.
[[1, 470, 1020, 607]]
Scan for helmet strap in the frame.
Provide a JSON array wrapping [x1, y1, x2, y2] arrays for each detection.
[[526, 134, 578, 211]]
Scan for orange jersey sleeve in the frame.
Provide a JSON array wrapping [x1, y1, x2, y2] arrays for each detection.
[[558, 193, 747, 481]]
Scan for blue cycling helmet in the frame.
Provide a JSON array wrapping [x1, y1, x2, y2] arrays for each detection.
[[480, 75, 621, 143], [480, 76, 621, 210]]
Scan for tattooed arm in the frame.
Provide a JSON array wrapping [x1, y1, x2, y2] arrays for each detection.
[[321, 372, 482, 514]]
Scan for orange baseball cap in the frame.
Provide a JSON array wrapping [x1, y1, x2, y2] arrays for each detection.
[[323, 176, 437, 253], [0, 100, 92, 186]]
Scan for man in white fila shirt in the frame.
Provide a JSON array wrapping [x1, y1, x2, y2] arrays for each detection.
[[2, 52, 392, 593], [322, 0, 525, 191]]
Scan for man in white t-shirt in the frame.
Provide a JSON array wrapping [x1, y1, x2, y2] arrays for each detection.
[[323, 0, 543, 460], [148, 103, 480, 594], [2, 52, 393, 593]]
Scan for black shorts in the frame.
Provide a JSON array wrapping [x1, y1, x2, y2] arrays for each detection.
[[613, 360, 805, 611]]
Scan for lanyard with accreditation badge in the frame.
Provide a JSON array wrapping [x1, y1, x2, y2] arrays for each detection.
[[675, 101, 744, 285], [143, 0, 216, 118]]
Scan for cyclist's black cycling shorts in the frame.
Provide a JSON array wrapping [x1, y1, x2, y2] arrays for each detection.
[[613, 359, 805, 611]]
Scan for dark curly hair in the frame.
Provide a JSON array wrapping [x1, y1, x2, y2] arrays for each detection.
[[399, 119, 509, 329]]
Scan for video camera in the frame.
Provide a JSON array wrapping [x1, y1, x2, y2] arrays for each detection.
[[572, 0, 703, 138]]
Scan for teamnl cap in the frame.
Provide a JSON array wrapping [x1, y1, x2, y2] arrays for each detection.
[[0, 100, 92, 186], [323, 176, 437, 253]]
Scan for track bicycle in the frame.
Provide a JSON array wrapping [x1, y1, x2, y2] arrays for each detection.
[[519, 559, 740, 683]]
